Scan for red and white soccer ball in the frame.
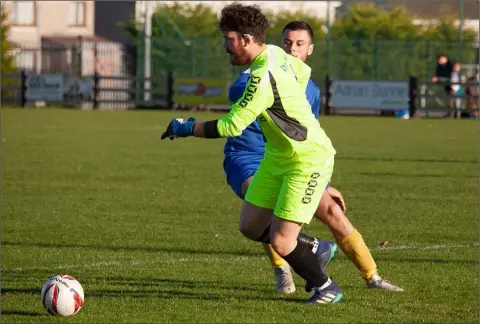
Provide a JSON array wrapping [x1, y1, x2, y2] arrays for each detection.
[[40, 274, 84, 316]]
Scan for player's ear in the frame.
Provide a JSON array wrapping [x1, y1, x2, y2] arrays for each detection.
[[307, 43, 314, 56], [242, 34, 253, 47]]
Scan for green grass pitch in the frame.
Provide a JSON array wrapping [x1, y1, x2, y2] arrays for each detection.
[[1, 108, 478, 323]]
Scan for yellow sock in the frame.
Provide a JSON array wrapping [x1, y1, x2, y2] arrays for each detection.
[[336, 229, 377, 280], [262, 243, 287, 268]]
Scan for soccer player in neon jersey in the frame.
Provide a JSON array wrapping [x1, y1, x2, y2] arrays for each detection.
[[223, 20, 404, 294], [162, 4, 345, 304]]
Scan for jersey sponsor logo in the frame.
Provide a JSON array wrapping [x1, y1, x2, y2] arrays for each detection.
[[239, 75, 261, 108], [302, 172, 320, 204]]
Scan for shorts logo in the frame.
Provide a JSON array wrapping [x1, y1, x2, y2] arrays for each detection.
[[239, 75, 261, 108], [302, 172, 320, 204]]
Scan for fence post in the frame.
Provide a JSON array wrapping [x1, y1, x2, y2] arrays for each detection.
[[424, 40, 430, 86], [324, 74, 332, 116], [167, 71, 174, 109], [93, 72, 100, 110], [92, 42, 99, 110], [374, 40, 379, 80], [20, 70, 27, 108], [409, 76, 418, 118], [75, 35, 83, 76]]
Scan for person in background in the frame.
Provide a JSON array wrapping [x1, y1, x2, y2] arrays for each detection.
[[431, 54, 454, 118], [451, 61, 466, 117]]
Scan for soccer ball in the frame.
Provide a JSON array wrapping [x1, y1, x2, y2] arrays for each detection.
[[40, 274, 84, 316]]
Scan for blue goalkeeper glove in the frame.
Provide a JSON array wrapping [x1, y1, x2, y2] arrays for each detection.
[[161, 117, 196, 140]]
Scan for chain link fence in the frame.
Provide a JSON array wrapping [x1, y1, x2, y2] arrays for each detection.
[[136, 36, 479, 83]]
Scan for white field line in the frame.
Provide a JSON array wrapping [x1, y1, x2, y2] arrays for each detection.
[[4, 243, 476, 273], [369, 243, 476, 251], [6, 256, 254, 273]]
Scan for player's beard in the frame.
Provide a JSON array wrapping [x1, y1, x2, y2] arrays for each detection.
[[228, 46, 249, 66]]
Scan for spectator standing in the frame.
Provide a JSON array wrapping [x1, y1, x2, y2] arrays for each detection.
[[431, 54, 454, 117]]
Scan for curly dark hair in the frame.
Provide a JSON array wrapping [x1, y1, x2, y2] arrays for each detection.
[[219, 4, 269, 44]]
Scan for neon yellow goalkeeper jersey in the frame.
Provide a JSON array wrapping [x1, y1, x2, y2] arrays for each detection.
[[217, 45, 335, 160]]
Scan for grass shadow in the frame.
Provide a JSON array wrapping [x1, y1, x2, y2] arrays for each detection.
[[83, 276, 274, 292], [2, 288, 39, 294], [85, 288, 308, 304], [337, 155, 477, 165], [358, 171, 476, 179], [1, 241, 262, 258], [1, 310, 45, 317], [375, 257, 478, 265], [1, 285, 308, 304]]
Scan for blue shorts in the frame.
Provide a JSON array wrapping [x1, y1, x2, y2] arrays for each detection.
[[223, 153, 263, 199], [223, 153, 331, 199]]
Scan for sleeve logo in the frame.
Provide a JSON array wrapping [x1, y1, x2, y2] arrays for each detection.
[[239, 75, 261, 108]]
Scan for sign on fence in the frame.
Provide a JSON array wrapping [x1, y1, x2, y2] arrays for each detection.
[[25, 74, 94, 102], [174, 78, 229, 105], [25, 74, 64, 101], [331, 80, 409, 110], [64, 76, 94, 101]]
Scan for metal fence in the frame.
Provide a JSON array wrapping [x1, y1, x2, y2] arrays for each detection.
[[10, 41, 139, 109], [3, 71, 477, 119], [6, 36, 478, 115], [11, 37, 478, 87], [1, 72, 171, 110]]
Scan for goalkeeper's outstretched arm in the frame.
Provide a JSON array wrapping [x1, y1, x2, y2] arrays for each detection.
[[162, 67, 273, 140]]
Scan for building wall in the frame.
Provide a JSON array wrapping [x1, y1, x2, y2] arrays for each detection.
[[94, 0, 135, 45], [135, 0, 342, 23], [4, 1, 94, 47]]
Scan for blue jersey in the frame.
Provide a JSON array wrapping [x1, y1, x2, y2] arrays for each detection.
[[223, 69, 321, 155]]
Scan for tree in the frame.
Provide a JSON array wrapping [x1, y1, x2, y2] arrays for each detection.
[[265, 8, 326, 40], [324, 3, 426, 80], [331, 3, 422, 40], [318, 3, 477, 81], [150, 2, 219, 38], [1, 4, 17, 101], [421, 16, 477, 42], [421, 15, 478, 68], [134, 3, 232, 79], [0, 4, 15, 72], [132, 3, 331, 79], [129, 1, 478, 82]]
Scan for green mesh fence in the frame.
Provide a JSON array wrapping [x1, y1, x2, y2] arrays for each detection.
[[136, 35, 478, 100]]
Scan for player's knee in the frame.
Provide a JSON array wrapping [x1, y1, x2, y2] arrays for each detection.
[[239, 222, 256, 240], [270, 234, 295, 257], [239, 222, 269, 243]]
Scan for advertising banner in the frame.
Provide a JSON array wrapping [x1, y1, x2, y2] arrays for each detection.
[[63, 76, 94, 101], [25, 74, 94, 102], [331, 80, 409, 110], [174, 78, 229, 105], [25, 74, 63, 101]]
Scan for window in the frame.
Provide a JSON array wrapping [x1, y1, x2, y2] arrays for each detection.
[[68, 1, 86, 26], [11, 1, 36, 26], [15, 51, 35, 72]]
